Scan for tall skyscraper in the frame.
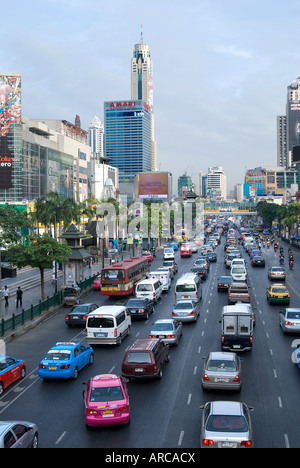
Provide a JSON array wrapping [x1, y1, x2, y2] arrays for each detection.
[[88, 116, 104, 159], [131, 28, 157, 172], [207, 166, 227, 200]]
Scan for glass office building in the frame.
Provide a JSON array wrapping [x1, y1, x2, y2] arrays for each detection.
[[104, 100, 151, 181]]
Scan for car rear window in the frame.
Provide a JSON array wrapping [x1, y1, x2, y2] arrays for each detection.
[[89, 386, 124, 402], [174, 302, 193, 309], [207, 360, 237, 372], [126, 352, 152, 364], [127, 299, 145, 307], [87, 317, 114, 328], [176, 284, 196, 292], [207, 415, 248, 433]]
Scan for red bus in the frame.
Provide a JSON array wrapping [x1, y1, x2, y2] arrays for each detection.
[[100, 257, 149, 296]]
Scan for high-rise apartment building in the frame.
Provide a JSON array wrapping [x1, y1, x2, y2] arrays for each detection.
[[207, 166, 227, 200], [131, 30, 157, 171], [278, 77, 300, 168], [88, 116, 104, 159], [277, 116, 288, 167]]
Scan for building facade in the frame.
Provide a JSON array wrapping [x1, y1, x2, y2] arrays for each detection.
[[104, 100, 152, 181], [88, 116, 104, 159], [207, 166, 227, 200]]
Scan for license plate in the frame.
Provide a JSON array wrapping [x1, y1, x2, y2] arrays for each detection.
[[135, 368, 143, 372], [159, 335, 166, 339], [215, 378, 229, 383], [102, 410, 113, 415], [233, 345, 241, 349], [72, 316, 79, 319], [49, 366, 57, 370], [220, 442, 237, 448], [94, 332, 107, 337]]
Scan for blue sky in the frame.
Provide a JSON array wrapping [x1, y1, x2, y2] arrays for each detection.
[[1, 0, 300, 193]]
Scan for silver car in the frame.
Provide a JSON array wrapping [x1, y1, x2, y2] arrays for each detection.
[[202, 352, 242, 391], [200, 401, 254, 448], [268, 266, 286, 281], [279, 308, 300, 334], [172, 300, 200, 322], [0, 421, 38, 448], [149, 319, 183, 345]]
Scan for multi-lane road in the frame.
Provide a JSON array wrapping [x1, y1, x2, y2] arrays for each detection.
[[1, 235, 300, 448]]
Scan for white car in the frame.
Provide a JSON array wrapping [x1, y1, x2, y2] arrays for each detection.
[[230, 266, 247, 282]]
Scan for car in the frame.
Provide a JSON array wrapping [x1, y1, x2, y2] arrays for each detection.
[[141, 251, 153, 262], [230, 266, 247, 282], [125, 297, 155, 320], [189, 241, 198, 253], [266, 284, 290, 305], [268, 266, 286, 281], [201, 352, 242, 392], [206, 252, 217, 262], [251, 256, 265, 267], [162, 259, 178, 275], [0, 356, 27, 396], [38, 342, 94, 380], [225, 254, 237, 269], [169, 241, 179, 251], [279, 308, 300, 334], [191, 265, 208, 280], [121, 339, 170, 380], [249, 249, 262, 260], [200, 401, 254, 448], [64, 303, 99, 327], [180, 244, 192, 257], [82, 374, 130, 427], [92, 275, 101, 290], [172, 299, 200, 322], [149, 319, 183, 345], [0, 421, 38, 448], [228, 282, 250, 304], [217, 276, 233, 292], [194, 257, 210, 271]]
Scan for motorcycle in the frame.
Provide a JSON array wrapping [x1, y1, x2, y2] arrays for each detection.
[[289, 260, 294, 270]]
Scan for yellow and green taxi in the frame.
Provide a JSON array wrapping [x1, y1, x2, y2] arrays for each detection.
[[266, 284, 290, 305]]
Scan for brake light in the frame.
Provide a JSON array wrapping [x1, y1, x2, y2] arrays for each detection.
[[149, 335, 156, 338], [233, 375, 240, 382], [61, 364, 70, 369], [119, 405, 129, 413], [285, 321, 292, 325], [229, 294, 232, 298], [138, 309, 145, 313], [114, 328, 117, 337], [83, 315, 88, 320], [167, 334, 175, 339], [189, 310, 195, 316], [39, 364, 46, 369], [65, 315, 69, 320], [202, 439, 214, 446], [203, 374, 210, 381], [241, 440, 252, 447], [221, 336, 225, 343]]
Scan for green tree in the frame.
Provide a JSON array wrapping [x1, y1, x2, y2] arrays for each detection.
[[0, 205, 32, 246], [7, 234, 72, 300]]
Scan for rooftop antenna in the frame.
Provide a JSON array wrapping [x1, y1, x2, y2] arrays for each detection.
[[141, 24, 143, 43]]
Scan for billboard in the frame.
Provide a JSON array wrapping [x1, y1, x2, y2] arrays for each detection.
[[292, 145, 300, 163], [138, 173, 169, 199], [0, 74, 21, 137]]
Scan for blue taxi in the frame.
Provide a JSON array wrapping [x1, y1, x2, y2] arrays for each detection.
[[38, 342, 94, 380]]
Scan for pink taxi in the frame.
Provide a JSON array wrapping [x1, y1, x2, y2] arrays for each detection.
[[92, 275, 101, 290], [82, 374, 130, 427], [142, 251, 153, 262]]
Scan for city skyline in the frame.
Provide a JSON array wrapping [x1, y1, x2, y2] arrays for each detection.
[[1, 0, 300, 191]]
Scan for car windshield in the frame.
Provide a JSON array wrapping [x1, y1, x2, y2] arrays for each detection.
[[137, 284, 153, 291], [207, 360, 237, 372], [206, 415, 248, 433], [152, 322, 172, 331], [44, 350, 71, 361], [126, 352, 152, 364], [127, 299, 145, 307], [89, 385, 124, 402], [174, 302, 193, 309]]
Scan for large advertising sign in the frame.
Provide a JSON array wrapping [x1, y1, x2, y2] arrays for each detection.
[[0, 74, 21, 137], [138, 173, 169, 199]]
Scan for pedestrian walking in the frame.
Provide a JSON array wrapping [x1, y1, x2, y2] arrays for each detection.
[[3, 286, 10, 307], [16, 287, 23, 308]]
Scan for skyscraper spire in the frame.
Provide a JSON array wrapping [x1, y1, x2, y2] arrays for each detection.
[[141, 24, 143, 43]]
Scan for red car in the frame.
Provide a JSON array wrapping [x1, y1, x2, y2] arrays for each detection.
[[142, 251, 153, 262], [92, 275, 101, 290], [180, 244, 192, 257], [0, 356, 27, 396]]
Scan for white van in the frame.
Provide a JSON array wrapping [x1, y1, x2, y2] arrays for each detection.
[[163, 247, 175, 260], [231, 258, 246, 269], [135, 278, 163, 302], [175, 273, 202, 303], [149, 270, 171, 292], [86, 306, 131, 345], [230, 266, 247, 282]]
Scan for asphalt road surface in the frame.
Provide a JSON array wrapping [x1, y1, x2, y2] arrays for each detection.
[[1, 238, 300, 448]]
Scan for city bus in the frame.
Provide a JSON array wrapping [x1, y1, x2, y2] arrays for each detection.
[[100, 257, 149, 296]]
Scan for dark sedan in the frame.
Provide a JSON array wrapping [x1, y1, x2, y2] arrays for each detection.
[[191, 265, 207, 280], [217, 276, 233, 292], [251, 255, 265, 267], [206, 252, 217, 262], [65, 303, 99, 327], [125, 297, 155, 320]]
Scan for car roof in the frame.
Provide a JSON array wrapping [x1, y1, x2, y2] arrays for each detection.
[[211, 401, 243, 416], [51, 342, 79, 350], [153, 319, 173, 324], [90, 374, 121, 387], [129, 339, 159, 351]]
